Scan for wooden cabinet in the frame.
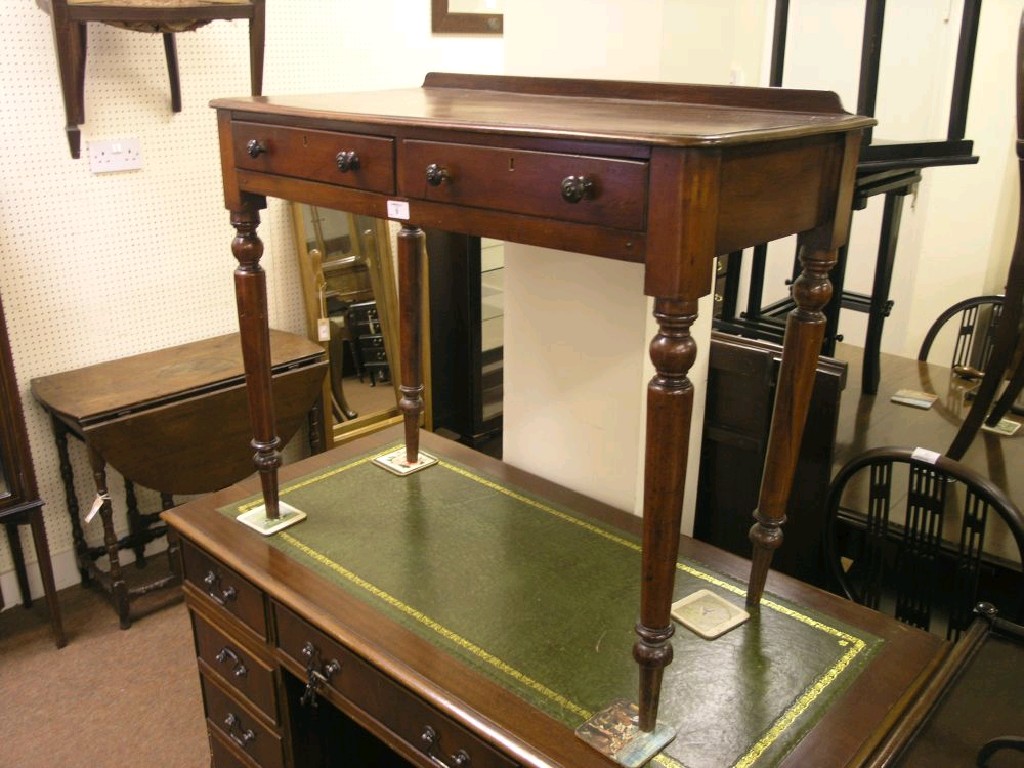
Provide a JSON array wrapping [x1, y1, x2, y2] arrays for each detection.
[[695, 332, 847, 588], [427, 231, 503, 453], [0, 292, 64, 646]]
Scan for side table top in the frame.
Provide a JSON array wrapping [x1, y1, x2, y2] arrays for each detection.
[[31, 329, 323, 426]]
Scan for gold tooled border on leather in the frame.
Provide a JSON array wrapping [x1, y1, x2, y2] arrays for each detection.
[[232, 446, 873, 768]]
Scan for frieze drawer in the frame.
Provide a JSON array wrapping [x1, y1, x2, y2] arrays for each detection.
[[202, 673, 284, 768], [181, 540, 267, 640], [192, 608, 278, 722], [274, 603, 518, 768], [232, 121, 395, 195], [398, 140, 648, 231]]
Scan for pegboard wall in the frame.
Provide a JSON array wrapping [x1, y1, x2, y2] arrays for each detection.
[[0, 1, 504, 604]]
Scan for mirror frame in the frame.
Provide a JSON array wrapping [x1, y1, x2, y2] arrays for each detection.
[[431, 0, 502, 34], [291, 203, 406, 447]]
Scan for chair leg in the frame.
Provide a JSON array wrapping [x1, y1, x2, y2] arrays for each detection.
[[986, 344, 1024, 425], [949, 240, 1024, 458], [46, 7, 87, 158], [977, 736, 1024, 766], [4, 522, 32, 609], [162, 33, 182, 112], [27, 510, 67, 648], [249, 0, 266, 95]]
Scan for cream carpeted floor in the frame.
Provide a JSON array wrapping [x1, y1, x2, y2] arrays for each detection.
[[0, 575, 208, 768]]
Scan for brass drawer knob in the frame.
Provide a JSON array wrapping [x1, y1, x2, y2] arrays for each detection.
[[426, 163, 450, 187], [336, 151, 360, 172], [246, 139, 267, 158], [560, 175, 594, 203]]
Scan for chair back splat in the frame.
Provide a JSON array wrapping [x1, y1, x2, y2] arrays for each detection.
[[824, 446, 1024, 640]]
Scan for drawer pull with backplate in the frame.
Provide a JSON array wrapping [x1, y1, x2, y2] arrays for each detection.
[[223, 712, 255, 749], [202, 570, 238, 607], [421, 725, 472, 767], [299, 641, 342, 708], [214, 646, 248, 678]]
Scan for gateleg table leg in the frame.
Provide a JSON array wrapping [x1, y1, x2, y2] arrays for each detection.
[[88, 447, 130, 629]]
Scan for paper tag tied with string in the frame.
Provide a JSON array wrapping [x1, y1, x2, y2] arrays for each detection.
[[85, 493, 111, 523]]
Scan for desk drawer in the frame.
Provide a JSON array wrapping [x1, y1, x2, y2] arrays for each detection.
[[182, 541, 267, 640], [192, 609, 278, 722], [274, 603, 517, 768], [202, 674, 284, 768], [232, 121, 394, 194], [398, 140, 648, 231]]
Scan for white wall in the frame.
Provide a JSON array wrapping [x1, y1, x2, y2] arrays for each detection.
[[755, 0, 1020, 363], [0, 0, 502, 603], [502, 0, 767, 531]]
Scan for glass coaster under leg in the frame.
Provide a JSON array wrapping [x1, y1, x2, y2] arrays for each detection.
[[575, 699, 676, 767], [236, 501, 306, 535], [373, 446, 438, 476]]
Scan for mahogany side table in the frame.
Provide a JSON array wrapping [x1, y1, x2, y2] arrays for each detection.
[[211, 73, 872, 751]]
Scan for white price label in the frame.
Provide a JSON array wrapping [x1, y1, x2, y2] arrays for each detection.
[[386, 200, 411, 220]]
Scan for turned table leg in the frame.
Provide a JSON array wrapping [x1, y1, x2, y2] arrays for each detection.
[[635, 298, 699, 730], [747, 235, 837, 608], [230, 207, 281, 519], [88, 447, 130, 629], [396, 223, 426, 463]]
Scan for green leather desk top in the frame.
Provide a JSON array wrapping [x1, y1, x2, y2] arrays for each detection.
[[220, 442, 884, 768]]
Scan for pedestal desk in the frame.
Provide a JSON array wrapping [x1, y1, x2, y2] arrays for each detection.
[[192, 74, 894, 765], [164, 427, 949, 768], [31, 330, 326, 628]]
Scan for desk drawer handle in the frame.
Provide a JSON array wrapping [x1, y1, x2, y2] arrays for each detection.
[[202, 570, 238, 607], [215, 646, 248, 678], [246, 139, 267, 158], [426, 163, 450, 187], [421, 726, 472, 767], [223, 712, 256, 749], [299, 641, 342, 708], [560, 175, 594, 203], [336, 151, 360, 172]]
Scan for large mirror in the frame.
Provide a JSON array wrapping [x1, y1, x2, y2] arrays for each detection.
[[291, 204, 404, 446]]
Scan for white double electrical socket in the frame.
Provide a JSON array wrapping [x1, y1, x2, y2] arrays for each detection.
[[88, 138, 143, 173]]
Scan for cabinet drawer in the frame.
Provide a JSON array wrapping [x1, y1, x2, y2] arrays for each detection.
[[202, 674, 284, 768], [398, 140, 647, 230], [182, 541, 267, 640], [274, 604, 517, 768], [232, 121, 394, 194], [192, 609, 278, 722], [209, 729, 260, 768]]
